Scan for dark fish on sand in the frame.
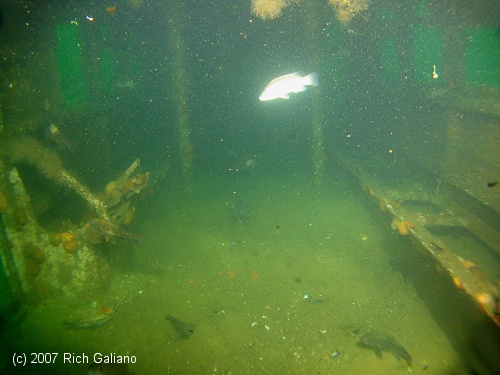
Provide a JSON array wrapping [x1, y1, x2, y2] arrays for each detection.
[[63, 313, 111, 329], [356, 331, 412, 366], [165, 314, 196, 340], [87, 362, 134, 375]]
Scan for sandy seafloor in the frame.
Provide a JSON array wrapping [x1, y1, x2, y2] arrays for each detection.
[[6, 171, 468, 374]]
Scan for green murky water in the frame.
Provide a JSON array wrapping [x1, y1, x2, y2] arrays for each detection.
[[6, 172, 465, 374]]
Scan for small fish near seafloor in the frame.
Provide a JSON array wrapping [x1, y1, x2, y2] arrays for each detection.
[[259, 72, 319, 101], [229, 197, 249, 223], [356, 331, 412, 366], [87, 362, 134, 375], [84, 218, 141, 244], [63, 313, 111, 329]]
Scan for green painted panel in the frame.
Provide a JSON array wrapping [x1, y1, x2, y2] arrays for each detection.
[[0, 256, 13, 315], [126, 33, 141, 79], [465, 28, 500, 87], [0, 221, 16, 317], [101, 49, 117, 94], [56, 23, 88, 108], [414, 26, 442, 83]]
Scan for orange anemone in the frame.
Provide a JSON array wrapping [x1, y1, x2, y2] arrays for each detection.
[[64, 239, 79, 253], [60, 232, 75, 243], [473, 292, 495, 315], [48, 233, 62, 246], [397, 221, 413, 236], [461, 259, 476, 270], [99, 305, 113, 315], [452, 276, 465, 290], [378, 199, 387, 212]]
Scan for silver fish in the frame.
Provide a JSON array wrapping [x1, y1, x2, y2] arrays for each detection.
[[115, 77, 137, 89], [259, 72, 319, 101]]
